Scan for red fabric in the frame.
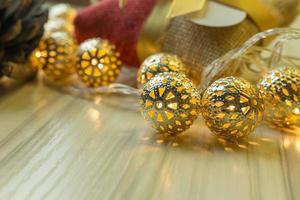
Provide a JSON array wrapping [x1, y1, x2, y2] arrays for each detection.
[[74, 0, 156, 67]]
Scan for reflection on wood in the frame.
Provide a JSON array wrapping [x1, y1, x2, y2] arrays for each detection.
[[0, 83, 299, 200]]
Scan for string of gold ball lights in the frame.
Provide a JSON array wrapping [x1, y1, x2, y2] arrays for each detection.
[[30, 5, 300, 142], [32, 4, 123, 88]]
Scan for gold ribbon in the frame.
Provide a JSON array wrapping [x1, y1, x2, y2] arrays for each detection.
[[119, 0, 127, 8], [137, 0, 170, 61], [137, 0, 280, 61], [218, 0, 279, 30], [137, 0, 206, 61], [167, 0, 206, 18]]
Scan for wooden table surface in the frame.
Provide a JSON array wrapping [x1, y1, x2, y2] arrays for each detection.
[[0, 80, 300, 200], [0, 83, 300, 200], [1, 17, 300, 200]]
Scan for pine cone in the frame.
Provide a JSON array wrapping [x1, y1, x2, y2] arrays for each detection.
[[0, 0, 48, 76]]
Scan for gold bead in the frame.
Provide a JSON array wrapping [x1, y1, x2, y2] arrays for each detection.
[[201, 77, 264, 140], [49, 3, 77, 23], [45, 18, 74, 35], [140, 72, 201, 135], [30, 32, 76, 80], [258, 67, 300, 127], [137, 53, 188, 86], [76, 38, 122, 87]]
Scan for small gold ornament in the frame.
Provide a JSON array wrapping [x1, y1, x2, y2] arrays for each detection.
[[76, 38, 122, 87], [44, 18, 74, 35], [140, 72, 201, 135], [49, 3, 77, 22], [137, 53, 188, 86], [258, 67, 300, 127], [30, 32, 76, 80], [201, 77, 264, 140]]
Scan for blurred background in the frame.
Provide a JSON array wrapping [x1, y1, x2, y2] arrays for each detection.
[[50, 0, 90, 6]]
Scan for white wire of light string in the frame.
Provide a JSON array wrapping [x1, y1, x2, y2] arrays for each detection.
[[45, 28, 300, 101], [200, 27, 300, 92]]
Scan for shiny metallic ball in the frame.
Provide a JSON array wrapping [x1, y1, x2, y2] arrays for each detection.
[[44, 18, 74, 35], [140, 72, 201, 135], [76, 38, 122, 87], [201, 77, 264, 140], [258, 67, 300, 127], [137, 53, 188, 86], [49, 3, 77, 22], [30, 32, 76, 80]]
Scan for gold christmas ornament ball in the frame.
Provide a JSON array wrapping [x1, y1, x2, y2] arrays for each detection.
[[201, 77, 264, 140], [137, 53, 188, 86], [49, 3, 77, 22], [30, 32, 76, 80], [140, 72, 201, 135], [76, 38, 122, 87], [258, 67, 300, 127], [44, 18, 74, 35]]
